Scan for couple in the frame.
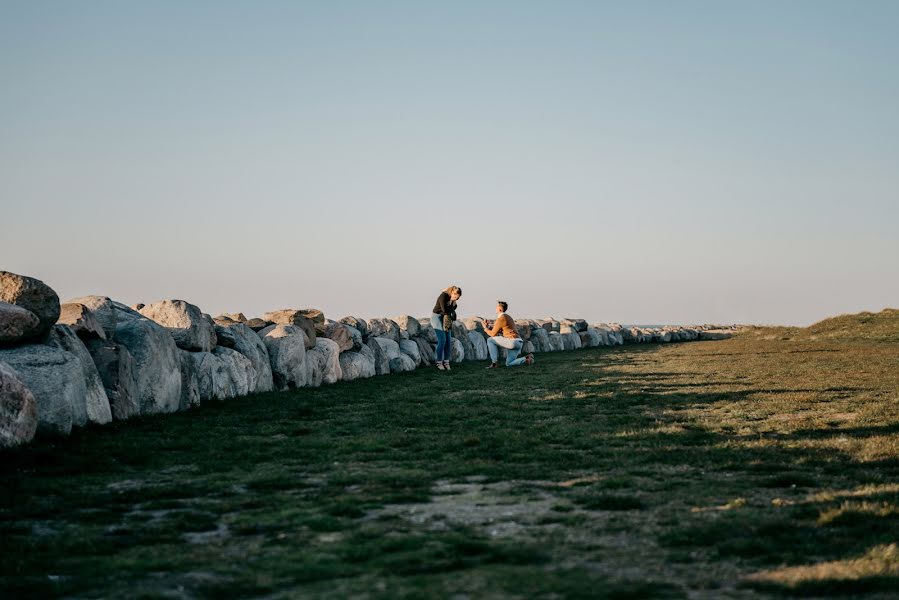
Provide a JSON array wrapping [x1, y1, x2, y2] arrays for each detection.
[[431, 286, 535, 371]]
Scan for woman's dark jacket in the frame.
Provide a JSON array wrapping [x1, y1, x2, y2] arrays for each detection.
[[433, 292, 457, 322]]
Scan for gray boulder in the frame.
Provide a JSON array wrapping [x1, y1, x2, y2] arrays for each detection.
[[339, 316, 369, 338], [262, 310, 317, 348], [418, 318, 438, 343], [213, 324, 236, 348], [339, 347, 376, 381], [323, 321, 354, 353], [298, 309, 327, 336], [84, 339, 139, 420], [451, 337, 465, 363], [67, 296, 142, 339], [0, 301, 41, 344], [0, 361, 38, 448], [46, 325, 113, 425], [214, 346, 253, 397], [364, 339, 390, 376], [216, 312, 248, 324], [222, 323, 273, 393], [0, 271, 60, 339], [368, 318, 401, 343], [113, 318, 182, 415], [177, 350, 201, 410], [398, 339, 422, 367], [259, 324, 307, 390], [183, 351, 231, 401], [305, 338, 342, 386], [548, 332, 565, 352], [138, 300, 217, 352], [452, 322, 475, 361], [389, 353, 417, 373], [0, 344, 85, 436], [579, 329, 603, 348], [530, 328, 550, 352], [467, 332, 489, 360], [562, 332, 582, 351], [57, 302, 106, 340], [395, 315, 421, 338], [414, 337, 436, 366]]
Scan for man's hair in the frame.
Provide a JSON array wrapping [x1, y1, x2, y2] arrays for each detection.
[[497, 300, 508, 312]]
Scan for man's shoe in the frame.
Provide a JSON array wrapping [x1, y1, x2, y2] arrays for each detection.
[[525, 354, 535, 365], [486, 362, 498, 369]]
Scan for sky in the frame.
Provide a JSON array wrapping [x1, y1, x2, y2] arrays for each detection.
[[1, 1, 897, 326]]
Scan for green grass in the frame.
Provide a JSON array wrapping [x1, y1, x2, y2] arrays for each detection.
[[1, 310, 898, 598]]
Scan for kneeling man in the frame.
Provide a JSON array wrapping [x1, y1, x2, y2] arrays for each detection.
[[481, 301, 534, 368]]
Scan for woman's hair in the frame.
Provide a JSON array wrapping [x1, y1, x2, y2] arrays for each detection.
[[444, 286, 462, 297], [497, 300, 508, 312]]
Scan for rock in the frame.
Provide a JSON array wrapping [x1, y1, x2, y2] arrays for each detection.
[[451, 337, 465, 362], [530, 328, 550, 352], [368, 318, 401, 343], [323, 321, 354, 353], [214, 324, 236, 348], [562, 332, 582, 351], [364, 339, 390, 376], [305, 338, 342, 386], [522, 340, 535, 355], [389, 353, 417, 373], [57, 303, 106, 341], [246, 318, 271, 331], [0, 301, 41, 344], [452, 322, 475, 361], [562, 319, 588, 333], [214, 346, 253, 397], [395, 315, 421, 338], [339, 347, 376, 381], [418, 320, 438, 344], [579, 329, 603, 348], [221, 323, 273, 393], [467, 332, 489, 360], [548, 331, 565, 352], [259, 324, 307, 390], [0, 271, 60, 339], [699, 330, 733, 340], [262, 310, 316, 348], [65, 296, 141, 339], [542, 319, 561, 334], [0, 361, 38, 448], [217, 312, 247, 323], [138, 300, 217, 352], [113, 318, 182, 415], [398, 339, 422, 367], [414, 337, 436, 366], [339, 316, 369, 338], [84, 339, 139, 420], [462, 317, 486, 334], [46, 325, 112, 425], [177, 350, 201, 410], [515, 320, 532, 341], [370, 336, 402, 361], [183, 351, 231, 401], [0, 344, 85, 436], [298, 309, 327, 336]]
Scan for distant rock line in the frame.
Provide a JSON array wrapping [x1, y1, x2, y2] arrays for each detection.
[[0, 270, 737, 448]]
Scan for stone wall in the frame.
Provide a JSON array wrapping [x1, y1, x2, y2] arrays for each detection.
[[0, 271, 737, 448]]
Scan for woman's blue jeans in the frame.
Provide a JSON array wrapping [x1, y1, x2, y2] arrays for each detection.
[[432, 313, 452, 362]]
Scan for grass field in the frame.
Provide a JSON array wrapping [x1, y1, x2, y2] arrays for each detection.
[[2, 310, 898, 599]]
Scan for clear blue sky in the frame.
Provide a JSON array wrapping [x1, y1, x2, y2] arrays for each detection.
[[2, 1, 897, 325]]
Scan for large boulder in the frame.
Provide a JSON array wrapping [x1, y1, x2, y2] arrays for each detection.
[[364, 339, 390, 376], [0, 272, 60, 339], [370, 336, 401, 362], [221, 323, 273, 393], [418, 318, 438, 344], [339, 316, 369, 339], [562, 332, 582, 351], [113, 318, 182, 415], [514, 320, 533, 341], [395, 315, 421, 338], [57, 302, 106, 340], [182, 351, 231, 401], [467, 332, 489, 360], [298, 309, 327, 336], [0, 361, 38, 448], [246, 318, 271, 332], [452, 322, 475, 361], [214, 346, 254, 397], [541, 319, 561, 334], [389, 353, 417, 373], [0, 301, 41, 344], [138, 300, 217, 352], [530, 328, 551, 352], [46, 325, 113, 425], [414, 337, 436, 366], [305, 338, 342, 386], [562, 319, 588, 333], [339, 346, 376, 381], [548, 332, 565, 352], [462, 318, 486, 335], [66, 296, 142, 340], [451, 338, 465, 363], [177, 350, 201, 410], [368, 318, 401, 343], [259, 324, 307, 390], [84, 339, 139, 420], [398, 339, 422, 367], [323, 321, 354, 353], [580, 329, 603, 348], [0, 344, 85, 436], [216, 312, 248, 324], [262, 310, 317, 348]]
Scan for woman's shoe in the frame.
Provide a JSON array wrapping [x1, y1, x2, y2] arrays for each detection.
[[436, 362, 445, 371], [444, 361, 451, 371]]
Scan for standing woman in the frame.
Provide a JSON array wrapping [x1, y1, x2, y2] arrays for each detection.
[[431, 285, 461, 371]]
